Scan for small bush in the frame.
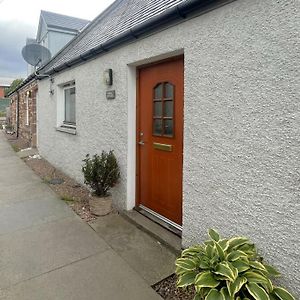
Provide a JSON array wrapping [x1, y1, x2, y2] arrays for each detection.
[[82, 151, 120, 197], [175, 229, 295, 300]]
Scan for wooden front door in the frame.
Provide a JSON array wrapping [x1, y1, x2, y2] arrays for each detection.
[[137, 57, 184, 226]]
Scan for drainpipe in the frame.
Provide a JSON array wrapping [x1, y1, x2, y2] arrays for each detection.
[[16, 91, 20, 138]]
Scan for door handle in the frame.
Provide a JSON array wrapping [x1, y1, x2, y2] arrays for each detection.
[[138, 141, 145, 145]]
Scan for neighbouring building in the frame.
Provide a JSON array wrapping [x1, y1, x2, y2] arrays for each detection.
[[27, 10, 90, 75], [36, 0, 298, 296], [0, 88, 5, 98], [9, 11, 90, 147], [0, 85, 8, 98], [0, 79, 10, 98]]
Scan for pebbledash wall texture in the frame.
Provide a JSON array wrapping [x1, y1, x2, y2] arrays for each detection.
[[37, 0, 299, 296]]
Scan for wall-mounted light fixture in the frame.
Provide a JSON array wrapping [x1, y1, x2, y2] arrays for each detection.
[[104, 68, 113, 86], [26, 91, 32, 98]]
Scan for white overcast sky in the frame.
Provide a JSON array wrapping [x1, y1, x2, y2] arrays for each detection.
[[0, 0, 114, 82]]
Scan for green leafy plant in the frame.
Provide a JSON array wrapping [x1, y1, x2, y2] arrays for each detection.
[[175, 229, 295, 300], [82, 151, 120, 197]]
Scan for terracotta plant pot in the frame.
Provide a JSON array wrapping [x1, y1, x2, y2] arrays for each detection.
[[89, 194, 112, 216]]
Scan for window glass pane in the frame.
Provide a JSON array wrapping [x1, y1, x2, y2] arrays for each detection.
[[154, 101, 162, 117], [164, 119, 173, 137], [153, 119, 162, 135], [164, 101, 173, 118], [154, 84, 163, 99], [65, 87, 76, 124], [165, 83, 174, 98]]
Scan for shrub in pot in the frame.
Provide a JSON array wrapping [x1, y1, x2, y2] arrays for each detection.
[[82, 151, 120, 216], [175, 229, 295, 300]]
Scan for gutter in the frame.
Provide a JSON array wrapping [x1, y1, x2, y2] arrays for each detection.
[[10, 0, 230, 93], [16, 90, 20, 137], [7, 73, 36, 97], [42, 0, 224, 76]]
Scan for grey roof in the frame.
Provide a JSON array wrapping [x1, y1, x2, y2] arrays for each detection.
[[41, 0, 190, 73], [41, 10, 90, 32]]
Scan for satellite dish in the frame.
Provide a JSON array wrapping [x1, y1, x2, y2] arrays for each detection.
[[22, 43, 51, 67]]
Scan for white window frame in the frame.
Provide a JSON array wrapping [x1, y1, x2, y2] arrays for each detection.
[[62, 84, 76, 127], [56, 81, 76, 134]]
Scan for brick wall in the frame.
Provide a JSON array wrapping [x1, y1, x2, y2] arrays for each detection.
[[9, 80, 38, 147]]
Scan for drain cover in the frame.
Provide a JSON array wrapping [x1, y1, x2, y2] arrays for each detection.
[[49, 178, 64, 185]]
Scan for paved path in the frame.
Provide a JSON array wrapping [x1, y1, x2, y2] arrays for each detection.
[[0, 132, 162, 300]]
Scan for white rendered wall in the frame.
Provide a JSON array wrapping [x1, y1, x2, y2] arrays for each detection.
[[38, 0, 299, 296]]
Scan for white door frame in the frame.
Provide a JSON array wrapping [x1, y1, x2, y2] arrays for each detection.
[[126, 49, 184, 211]]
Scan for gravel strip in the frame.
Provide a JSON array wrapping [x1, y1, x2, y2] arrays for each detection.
[[24, 156, 99, 222], [153, 274, 195, 300]]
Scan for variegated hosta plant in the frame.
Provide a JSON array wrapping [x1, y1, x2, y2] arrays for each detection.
[[175, 229, 295, 300]]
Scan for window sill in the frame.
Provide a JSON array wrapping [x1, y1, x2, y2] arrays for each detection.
[[56, 126, 77, 135]]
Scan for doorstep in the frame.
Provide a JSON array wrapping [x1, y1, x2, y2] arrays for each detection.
[[121, 209, 182, 255], [88, 213, 177, 285]]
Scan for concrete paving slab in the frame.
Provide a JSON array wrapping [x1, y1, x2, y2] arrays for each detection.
[[0, 195, 74, 236], [0, 181, 58, 205], [0, 251, 162, 300], [0, 164, 42, 187], [89, 214, 177, 285], [0, 132, 163, 299], [0, 142, 19, 152], [0, 155, 25, 166], [0, 150, 17, 159], [0, 217, 109, 289], [0, 140, 15, 150], [0, 142, 12, 151], [0, 142, 11, 149]]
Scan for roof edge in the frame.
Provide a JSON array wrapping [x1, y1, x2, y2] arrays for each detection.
[[7, 74, 36, 97], [42, 0, 226, 76], [40, 10, 90, 24]]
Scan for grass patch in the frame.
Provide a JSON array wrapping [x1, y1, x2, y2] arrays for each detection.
[[61, 195, 74, 202], [11, 144, 20, 152], [42, 176, 52, 184]]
